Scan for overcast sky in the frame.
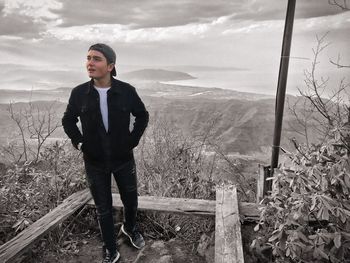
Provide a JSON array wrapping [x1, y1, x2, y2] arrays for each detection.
[[0, 0, 349, 92]]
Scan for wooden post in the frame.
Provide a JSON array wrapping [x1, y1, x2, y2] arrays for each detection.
[[256, 164, 265, 203], [215, 185, 244, 263], [256, 164, 271, 202]]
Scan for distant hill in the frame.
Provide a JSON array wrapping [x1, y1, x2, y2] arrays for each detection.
[[0, 81, 273, 104], [120, 69, 196, 81], [0, 82, 307, 157], [147, 96, 303, 155], [164, 65, 247, 72], [0, 63, 86, 91], [0, 89, 71, 104]]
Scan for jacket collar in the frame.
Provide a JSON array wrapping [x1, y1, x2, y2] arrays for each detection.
[[85, 78, 121, 94]]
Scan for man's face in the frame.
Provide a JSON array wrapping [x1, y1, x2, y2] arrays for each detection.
[[86, 50, 114, 80]]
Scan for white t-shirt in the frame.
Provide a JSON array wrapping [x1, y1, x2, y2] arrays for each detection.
[[94, 86, 110, 131]]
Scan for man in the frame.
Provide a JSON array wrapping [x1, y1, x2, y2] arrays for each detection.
[[62, 43, 149, 263]]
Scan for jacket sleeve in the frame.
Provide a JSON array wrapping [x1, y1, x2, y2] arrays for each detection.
[[130, 86, 149, 146], [62, 89, 83, 148]]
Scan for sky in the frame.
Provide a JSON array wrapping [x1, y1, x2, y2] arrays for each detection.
[[0, 0, 349, 94]]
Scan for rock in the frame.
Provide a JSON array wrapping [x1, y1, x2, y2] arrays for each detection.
[[157, 255, 172, 263], [151, 240, 167, 251], [167, 239, 187, 262], [196, 232, 214, 263], [134, 240, 170, 263], [134, 238, 206, 263]]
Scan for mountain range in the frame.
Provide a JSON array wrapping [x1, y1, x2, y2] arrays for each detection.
[[120, 69, 196, 81], [0, 68, 304, 159]]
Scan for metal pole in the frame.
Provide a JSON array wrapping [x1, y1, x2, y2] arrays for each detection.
[[268, 0, 296, 191]]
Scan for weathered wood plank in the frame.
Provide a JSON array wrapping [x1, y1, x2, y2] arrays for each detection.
[[239, 202, 260, 221], [86, 193, 260, 220], [256, 164, 272, 203], [215, 185, 244, 263], [256, 164, 266, 203], [0, 189, 92, 263], [88, 193, 216, 216]]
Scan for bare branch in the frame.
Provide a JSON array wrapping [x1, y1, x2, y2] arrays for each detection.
[[328, 0, 349, 10], [7, 102, 28, 162], [5, 101, 62, 163], [300, 34, 334, 127], [330, 54, 350, 68], [292, 32, 350, 151], [287, 96, 316, 147]]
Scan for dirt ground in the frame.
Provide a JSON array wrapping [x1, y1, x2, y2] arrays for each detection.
[[33, 231, 206, 263], [28, 224, 264, 263]]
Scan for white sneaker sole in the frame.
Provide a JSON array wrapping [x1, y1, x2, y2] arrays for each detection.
[[121, 225, 144, 249], [112, 251, 120, 263]]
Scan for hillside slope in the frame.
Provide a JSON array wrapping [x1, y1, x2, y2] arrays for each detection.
[[0, 82, 302, 155]]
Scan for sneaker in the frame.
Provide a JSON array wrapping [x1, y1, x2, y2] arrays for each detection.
[[121, 224, 145, 249], [102, 249, 120, 263]]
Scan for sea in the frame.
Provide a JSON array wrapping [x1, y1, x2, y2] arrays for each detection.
[[0, 64, 348, 98]]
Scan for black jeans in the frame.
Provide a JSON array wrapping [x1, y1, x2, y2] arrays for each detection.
[[85, 159, 138, 252]]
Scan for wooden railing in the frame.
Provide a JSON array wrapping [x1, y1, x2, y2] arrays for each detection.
[[0, 189, 91, 263], [0, 184, 260, 263]]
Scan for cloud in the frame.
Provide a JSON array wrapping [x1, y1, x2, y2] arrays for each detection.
[[0, 0, 62, 37], [0, 0, 349, 75], [53, 0, 241, 28], [301, 11, 350, 32], [44, 22, 211, 43], [33, 2, 350, 47], [223, 11, 350, 35], [232, 0, 347, 21], [223, 20, 283, 35], [3, 0, 62, 22], [51, 0, 349, 31], [1, 0, 348, 40], [0, 11, 41, 36]]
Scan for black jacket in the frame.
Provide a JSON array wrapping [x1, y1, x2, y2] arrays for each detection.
[[62, 78, 149, 165]]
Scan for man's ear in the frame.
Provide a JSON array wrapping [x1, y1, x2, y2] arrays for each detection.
[[108, 63, 115, 72]]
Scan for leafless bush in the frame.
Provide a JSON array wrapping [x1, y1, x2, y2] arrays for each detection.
[[136, 116, 217, 200], [2, 101, 62, 164], [288, 34, 350, 151]]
